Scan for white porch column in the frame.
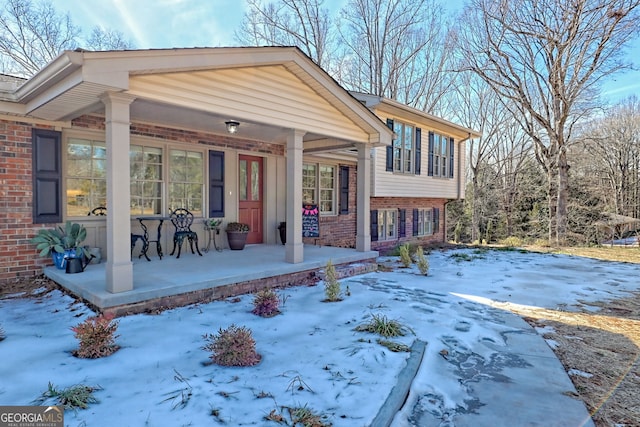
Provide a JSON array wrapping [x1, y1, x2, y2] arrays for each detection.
[[285, 129, 306, 263], [101, 92, 136, 293], [356, 143, 371, 252]]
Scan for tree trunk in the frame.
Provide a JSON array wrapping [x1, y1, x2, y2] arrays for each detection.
[[556, 150, 569, 245]]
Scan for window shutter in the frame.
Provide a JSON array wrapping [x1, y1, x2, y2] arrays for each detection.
[[32, 129, 62, 224], [415, 128, 422, 175], [449, 137, 455, 178], [370, 210, 378, 241], [413, 209, 419, 236], [434, 207, 440, 232], [339, 166, 349, 214], [386, 119, 394, 171], [208, 150, 225, 217], [428, 131, 434, 176], [399, 209, 406, 238]]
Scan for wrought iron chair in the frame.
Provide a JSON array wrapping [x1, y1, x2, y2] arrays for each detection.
[[87, 206, 149, 260], [88, 206, 107, 216], [169, 208, 203, 258]]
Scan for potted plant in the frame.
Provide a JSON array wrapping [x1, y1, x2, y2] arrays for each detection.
[[31, 221, 89, 269], [225, 222, 250, 250]]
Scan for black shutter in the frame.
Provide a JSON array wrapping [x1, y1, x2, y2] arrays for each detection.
[[449, 137, 455, 178], [415, 128, 422, 175], [399, 209, 406, 238], [370, 209, 378, 241], [208, 150, 225, 217], [413, 208, 419, 236], [434, 208, 440, 232], [32, 129, 62, 224], [339, 166, 349, 214], [386, 119, 394, 171], [428, 131, 434, 176]]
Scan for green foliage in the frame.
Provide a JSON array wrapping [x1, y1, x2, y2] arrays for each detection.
[[202, 324, 261, 367], [225, 222, 250, 232], [323, 260, 341, 302], [30, 221, 89, 258], [414, 246, 429, 275], [354, 313, 410, 338], [71, 314, 120, 358], [35, 382, 101, 410], [252, 288, 280, 317], [399, 244, 412, 267]]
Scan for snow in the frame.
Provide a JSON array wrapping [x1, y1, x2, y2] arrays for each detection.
[[1, 248, 638, 426], [568, 369, 594, 378]]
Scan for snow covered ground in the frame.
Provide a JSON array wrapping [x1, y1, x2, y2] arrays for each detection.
[[1, 248, 638, 426]]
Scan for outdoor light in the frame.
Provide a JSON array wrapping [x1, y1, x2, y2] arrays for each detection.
[[225, 121, 240, 134]]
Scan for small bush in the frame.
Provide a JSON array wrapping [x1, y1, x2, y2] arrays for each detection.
[[355, 313, 409, 337], [499, 236, 523, 247], [414, 246, 429, 275], [323, 260, 341, 302], [71, 314, 119, 358], [202, 324, 261, 367], [399, 244, 412, 268], [533, 238, 551, 248], [35, 382, 101, 410], [252, 288, 280, 317]]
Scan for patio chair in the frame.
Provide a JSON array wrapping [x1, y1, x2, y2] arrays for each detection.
[[87, 206, 149, 260], [88, 206, 107, 216], [169, 208, 203, 258]]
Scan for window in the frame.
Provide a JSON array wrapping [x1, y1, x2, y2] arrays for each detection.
[[169, 149, 203, 216], [386, 119, 422, 175], [378, 209, 397, 241], [66, 138, 106, 216], [429, 132, 454, 178], [415, 209, 434, 236], [303, 162, 336, 215], [130, 145, 163, 215]]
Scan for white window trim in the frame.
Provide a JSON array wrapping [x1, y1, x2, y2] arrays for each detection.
[[378, 209, 398, 241]]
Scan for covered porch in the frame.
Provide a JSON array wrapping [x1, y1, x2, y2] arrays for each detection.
[[44, 244, 378, 316]]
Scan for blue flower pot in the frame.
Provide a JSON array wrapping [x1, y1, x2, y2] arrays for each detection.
[[51, 249, 77, 269]]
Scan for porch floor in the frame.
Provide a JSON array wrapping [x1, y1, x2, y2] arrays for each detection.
[[44, 244, 378, 314]]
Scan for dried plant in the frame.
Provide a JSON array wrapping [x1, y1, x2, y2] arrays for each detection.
[[0, 324, 5, 341], [252, 288, 280, 317], [71, 314, 119, 358], [399, 243, 412, 267], [202, 324, 261, 367], [414, 246, 429, 275], [323, 259, 341, 302], [355, 313, 411, 338]]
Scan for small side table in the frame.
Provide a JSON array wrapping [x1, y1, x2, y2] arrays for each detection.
[[203, 222, 222, 252], [137, 216, 169, 260]]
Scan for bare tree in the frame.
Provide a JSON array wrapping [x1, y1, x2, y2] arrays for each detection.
[[337, 0, 454, 113], [458, 0, 640, 245], [235, 0, 333, 68], [0, 0, 133, 77]]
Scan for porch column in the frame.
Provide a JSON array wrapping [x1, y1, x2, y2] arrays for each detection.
[[356, 143, 371, 252], [101, 92, 136, 293], [285, 129, 306, 263]]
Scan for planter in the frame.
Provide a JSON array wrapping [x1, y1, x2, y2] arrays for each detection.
[[52, 249, 76, 270], [278, 222, 286, 245], [227, 231, 248, 250]]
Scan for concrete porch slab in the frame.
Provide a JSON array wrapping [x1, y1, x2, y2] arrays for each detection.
[[44, 244, 378, 315]]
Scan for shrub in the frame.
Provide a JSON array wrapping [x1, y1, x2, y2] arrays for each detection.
[[500, 236, 523, 247], [323, 260, 341, 302], [355, 313, 410, 337], [252, 288, 280, 317], [71, 314, 120, 358], [34, 382, 101, 410], [202, 324, 261, 367], [399, 243, 412, 267], [414, 246, 429, 275]]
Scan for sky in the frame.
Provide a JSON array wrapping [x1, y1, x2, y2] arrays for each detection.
[[1, 248, 637, 425], [51, 0, 640, 103]]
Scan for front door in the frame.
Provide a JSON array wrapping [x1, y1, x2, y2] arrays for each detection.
[[238, 155, 263, 244]]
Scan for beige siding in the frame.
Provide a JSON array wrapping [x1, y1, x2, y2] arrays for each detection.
[[129, 66, 370, 143]]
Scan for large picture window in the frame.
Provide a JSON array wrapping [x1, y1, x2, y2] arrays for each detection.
[[66, 138, 106, 216], [303, 162, 336, 215]]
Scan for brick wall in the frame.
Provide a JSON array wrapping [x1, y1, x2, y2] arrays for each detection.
[[0, 119, 55, 283], [370, 197, 447, 253]]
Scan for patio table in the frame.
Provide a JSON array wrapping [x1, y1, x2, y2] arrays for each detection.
[[137, 216, 170, 260]]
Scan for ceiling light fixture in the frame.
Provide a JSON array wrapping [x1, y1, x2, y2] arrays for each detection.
[[225, 120, 240, 134]]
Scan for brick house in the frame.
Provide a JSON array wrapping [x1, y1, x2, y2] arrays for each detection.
[[0, 47, 478, 302]]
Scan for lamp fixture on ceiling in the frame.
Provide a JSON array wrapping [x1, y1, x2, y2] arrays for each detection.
[[225, 120, 240, 134]]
